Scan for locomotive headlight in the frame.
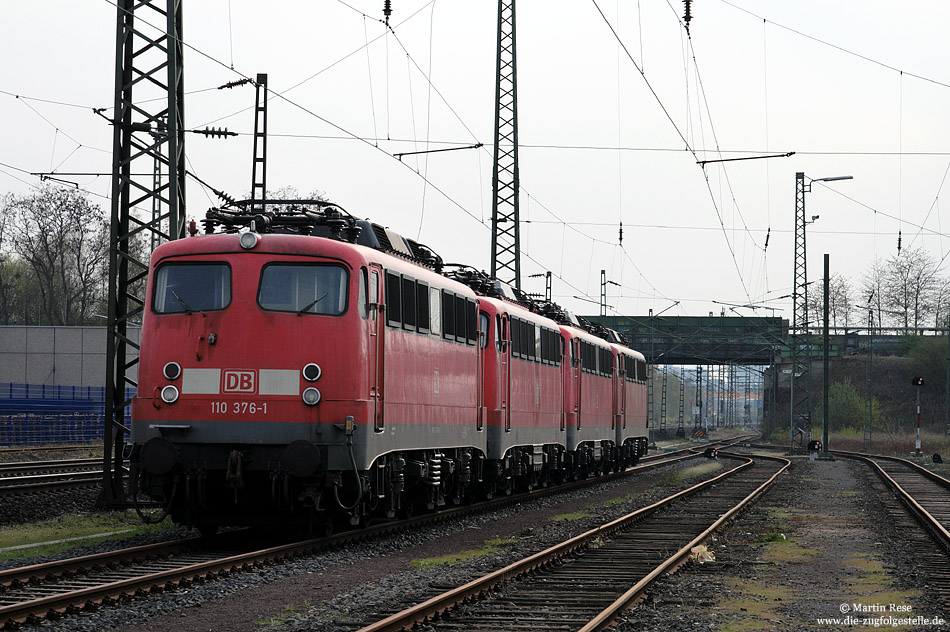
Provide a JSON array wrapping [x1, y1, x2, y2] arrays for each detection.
[[161, 385, 180, 404], [239, 231, 260, 250], [163, 361, 181, 380], [302, 387, 321, 406], [302, 363, 322, 382]]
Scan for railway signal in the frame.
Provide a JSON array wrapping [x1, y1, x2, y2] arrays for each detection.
[[913, 377, 924, 457]]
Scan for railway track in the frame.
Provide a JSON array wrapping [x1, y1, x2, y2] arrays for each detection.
[[0, 459, 101, 478], [834, 451, 950, 607], [0, 437, 748, 628], [0, 446, 99, 458], [351, 452, 789, 632], [0, 459, 104, 497]]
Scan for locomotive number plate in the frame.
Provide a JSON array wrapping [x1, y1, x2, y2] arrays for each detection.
[[210, 401, 269, 415]]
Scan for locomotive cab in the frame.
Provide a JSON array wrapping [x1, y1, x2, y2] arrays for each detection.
[[131, 232, 370, 530]]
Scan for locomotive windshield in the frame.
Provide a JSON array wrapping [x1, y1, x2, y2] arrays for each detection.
[[153, 263, 231, 313], [258, 264, 348, 315]]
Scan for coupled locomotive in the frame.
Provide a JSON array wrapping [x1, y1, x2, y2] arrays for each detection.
[[129, 201, 648, 532]]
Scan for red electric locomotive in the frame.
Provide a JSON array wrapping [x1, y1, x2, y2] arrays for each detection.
[[130, 201, 647, 532]]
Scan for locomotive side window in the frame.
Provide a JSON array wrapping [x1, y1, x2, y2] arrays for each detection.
[[578, 340, 613, 377], [525, 322, 537, 360], [385, 272, 401, 325], [401, 277, 417, 330], [258, 264, 348, 315], [358, 268, 368, 319], [478, 312, 490, 349], [370, 270, 379, 319], [455, 295, 467, 343], [153, 263, 231, 314], [416, 282, 430, 334], [466, 299, 477, 345], [540, 328, 561, 366], [442, 290, 455, 339], [429, 287, 441, 336], [511, 317, 522, 358], [599, 348, 614, 377]]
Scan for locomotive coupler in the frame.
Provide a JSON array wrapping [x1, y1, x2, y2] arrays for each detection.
[[298, 483, 324, 511]]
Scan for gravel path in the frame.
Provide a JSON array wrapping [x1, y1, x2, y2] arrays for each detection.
[[619, 452, 949, 632], [21, 456, 726, 632]]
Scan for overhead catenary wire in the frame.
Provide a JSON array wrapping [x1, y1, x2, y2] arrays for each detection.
[[82, 0, 630, 312], [719, 0, 950, 92], [44, 0, 939, 319], [907, 160, 950, 253], [592, 0, 753, 303]]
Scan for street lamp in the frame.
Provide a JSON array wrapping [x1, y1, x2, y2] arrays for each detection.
[[790, 172, 852, 453]]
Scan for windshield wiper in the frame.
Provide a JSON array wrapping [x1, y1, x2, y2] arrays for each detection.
[[171, 290, 193, 314], [297, 292, 328, 315]]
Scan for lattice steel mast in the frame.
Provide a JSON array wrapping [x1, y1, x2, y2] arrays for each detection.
[[790, 172, 811, 448], [102, 0, 186, 505], [251, 73, 268, 210], [490, 0, 521, 288]]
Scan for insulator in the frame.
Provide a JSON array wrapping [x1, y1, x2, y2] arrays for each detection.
[[344, 224, 362, 244], [383, 0, 392, 25], [218, 78, 253, 90], [619, 221, 623, 245], [897, 230, 902, 254]]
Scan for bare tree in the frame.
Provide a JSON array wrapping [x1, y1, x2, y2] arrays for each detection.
[[933, 276, 950, 330], [0, 206, 9, 324], [809, 273, 853, 332], [860, 256, 887, 329], [884, 247, 940, 332], [4, 185, 109, 325]]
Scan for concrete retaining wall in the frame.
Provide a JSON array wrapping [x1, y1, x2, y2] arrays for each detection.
[[0, 326, 140, 388]]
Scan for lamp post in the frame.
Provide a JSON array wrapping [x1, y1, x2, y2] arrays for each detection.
[[790, 172, 852, 453]]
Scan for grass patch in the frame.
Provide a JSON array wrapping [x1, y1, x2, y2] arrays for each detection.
[[410, 537, 516, 570], [757, 538, 820, 563], [257, 601, 309, 626], [550, 511, 593, 521], [0, 511, 174, 562], [660, 461, 723, 486], [753, 531, 787, 544], [715, 577, 787, 630]]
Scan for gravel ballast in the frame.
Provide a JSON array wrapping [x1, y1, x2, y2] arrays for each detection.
[[18, 456, 727, 632]]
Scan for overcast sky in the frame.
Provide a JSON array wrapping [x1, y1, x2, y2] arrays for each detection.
[[2, 0, 949, 323]]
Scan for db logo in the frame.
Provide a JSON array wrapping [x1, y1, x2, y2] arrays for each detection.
[[223, 370, 256, 393]]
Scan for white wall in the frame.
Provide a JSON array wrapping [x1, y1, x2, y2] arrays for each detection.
[[0, 326, 140, 387]]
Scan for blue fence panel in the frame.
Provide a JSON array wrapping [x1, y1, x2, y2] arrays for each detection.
[[0, 383, 135, 447]]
